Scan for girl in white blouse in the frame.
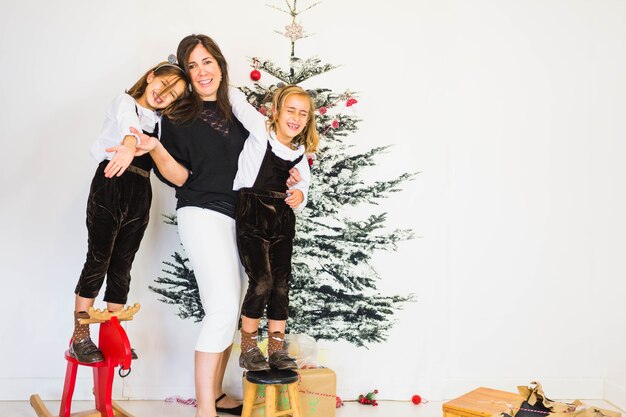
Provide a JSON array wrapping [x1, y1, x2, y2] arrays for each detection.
[[69, 61, 188, 364], [229, 85, 319, 371]]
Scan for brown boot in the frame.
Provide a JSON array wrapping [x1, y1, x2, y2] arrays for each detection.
[[69, 311, 104, 363], [267, 332, 297, 370], [69, 337, 105, 363], [239, 330, 270, 371]]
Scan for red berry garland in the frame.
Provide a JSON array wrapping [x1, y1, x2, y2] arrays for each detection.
[[357, 389, 379, 406], [336, 396, 343, 408]]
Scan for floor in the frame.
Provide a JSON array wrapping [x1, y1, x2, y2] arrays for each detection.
[[4, 398, 622, 417]]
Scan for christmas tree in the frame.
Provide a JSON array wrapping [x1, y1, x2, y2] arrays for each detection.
[[151, 0, 417, 347]]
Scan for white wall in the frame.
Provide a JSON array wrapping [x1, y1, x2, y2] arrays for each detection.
[[424, 1, 626, 401], [0, 0, 624, 406]]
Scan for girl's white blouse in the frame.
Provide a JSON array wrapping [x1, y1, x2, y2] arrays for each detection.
[[230, 87, 311, 212], [90, 93, 160, 162]]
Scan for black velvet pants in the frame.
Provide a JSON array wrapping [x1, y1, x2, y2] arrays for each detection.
[[74, 161, 151, 304], [236, 188, 295, 320]]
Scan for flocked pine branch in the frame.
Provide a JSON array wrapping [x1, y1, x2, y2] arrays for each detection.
[[287, 281, 411, 346], [149, 252, 203, 322], [253, 57, 337, 84]]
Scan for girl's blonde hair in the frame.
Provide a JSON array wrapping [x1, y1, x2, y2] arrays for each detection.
[[127, 62, 189, 116], [268, 85, 319, 153]]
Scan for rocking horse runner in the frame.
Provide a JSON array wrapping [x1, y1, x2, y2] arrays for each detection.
[[30, 303, 140, 417]]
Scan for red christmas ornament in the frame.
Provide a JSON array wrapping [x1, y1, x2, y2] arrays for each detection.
[[412, 394, 422, 405], [318, 106, 328, 115], [258, 106, 267, 115], [250, 69, 261, 81], [250, 57, 261, 81], [307, 156, 313, 166], [346, 98, 358, 107], [331, 119, 340, 129]]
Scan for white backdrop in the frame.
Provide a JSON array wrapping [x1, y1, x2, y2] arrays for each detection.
[[0, 0, 624, 407]]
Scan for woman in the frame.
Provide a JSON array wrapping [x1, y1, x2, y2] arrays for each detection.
[[134, 34, 300, 417]]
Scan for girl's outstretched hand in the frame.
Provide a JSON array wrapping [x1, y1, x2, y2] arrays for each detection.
[[285, 189, 304, 208], [104, 144, 134, 178], [130, 127, 159, 156]]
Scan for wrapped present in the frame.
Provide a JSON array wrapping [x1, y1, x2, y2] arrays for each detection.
[[297, 368, 336, 417], [243, 368, 336, 417], [445, 382, 621, 417], [443, 387, 524, 417]]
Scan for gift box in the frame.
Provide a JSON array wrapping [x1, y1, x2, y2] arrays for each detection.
[[444, 383, 621, 417], [243, 368, 336, 417], [297, 368, 336, 417], [443, 387, 524, 417]]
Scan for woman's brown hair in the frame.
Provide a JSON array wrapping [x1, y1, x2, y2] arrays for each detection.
[[167, 34, 233, 124]]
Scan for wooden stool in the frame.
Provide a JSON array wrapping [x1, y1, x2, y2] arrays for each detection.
[[241, 369, 301, 417], [30, 304, 140, 417]]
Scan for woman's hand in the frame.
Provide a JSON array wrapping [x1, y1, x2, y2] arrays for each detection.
[[285, 189, 304, 208], [131, 127, 159, 155], [129, 127, 189, 187], [286, 167, 301, 187], [104, 142, 134, 178]]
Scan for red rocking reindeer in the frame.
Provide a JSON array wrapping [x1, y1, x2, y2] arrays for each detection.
[[30, 303, 140, 417]]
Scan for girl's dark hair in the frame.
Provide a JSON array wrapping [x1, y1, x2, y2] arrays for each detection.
[[167, 34, 233, 125], [127, 62, 189, 116]]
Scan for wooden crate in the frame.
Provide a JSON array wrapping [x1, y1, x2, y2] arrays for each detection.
[[443, 387, 524, 417]]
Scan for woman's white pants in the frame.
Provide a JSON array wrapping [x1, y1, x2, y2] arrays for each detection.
[[177, 206, 246, 353]]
